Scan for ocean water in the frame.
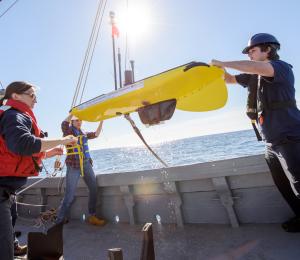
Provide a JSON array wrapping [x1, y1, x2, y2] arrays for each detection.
[[41, 129, 265, 175]]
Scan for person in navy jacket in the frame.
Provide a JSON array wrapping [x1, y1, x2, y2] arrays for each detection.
[[211, 33, 300, 232]]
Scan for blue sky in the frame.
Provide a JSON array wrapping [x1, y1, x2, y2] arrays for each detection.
[[1, 0, 300, 149]]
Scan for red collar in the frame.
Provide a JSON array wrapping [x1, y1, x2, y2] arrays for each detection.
[[5, 99, 41, 136]]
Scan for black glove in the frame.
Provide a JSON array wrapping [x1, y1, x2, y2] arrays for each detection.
[[183, 61, 209, 72]]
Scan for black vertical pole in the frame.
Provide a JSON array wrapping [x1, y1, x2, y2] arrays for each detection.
[[130, 60, 135, 82], [110, 11, 118, 90], [112, 37, 118, 90], [118, 48, 122, 88]]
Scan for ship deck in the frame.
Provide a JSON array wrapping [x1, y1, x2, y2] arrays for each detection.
[[16, 220, 300, 260]]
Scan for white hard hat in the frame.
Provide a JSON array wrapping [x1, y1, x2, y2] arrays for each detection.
[[71, 115, 80, 121]]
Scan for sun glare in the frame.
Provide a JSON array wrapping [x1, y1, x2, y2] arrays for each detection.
[[118, 4, 152, 39]]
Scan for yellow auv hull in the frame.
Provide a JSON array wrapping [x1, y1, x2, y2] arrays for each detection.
[[71, 63, 227, 122]]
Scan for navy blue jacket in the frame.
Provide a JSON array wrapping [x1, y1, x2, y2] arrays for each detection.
[[236, 60, 300, 143]]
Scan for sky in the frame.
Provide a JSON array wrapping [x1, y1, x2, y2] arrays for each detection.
[[1, 0, 300, 150]]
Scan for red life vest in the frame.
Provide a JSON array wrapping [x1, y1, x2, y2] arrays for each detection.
[[0, 99, 44, 177]]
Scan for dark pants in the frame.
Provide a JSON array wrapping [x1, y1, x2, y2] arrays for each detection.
[[11, 200, 19, 248], [265, 141, 300, 217], [0, 187, 14, 260]]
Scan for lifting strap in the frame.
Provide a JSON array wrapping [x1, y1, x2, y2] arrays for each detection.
[[124, 114, 168, 168], [66, 136, 85, 176]]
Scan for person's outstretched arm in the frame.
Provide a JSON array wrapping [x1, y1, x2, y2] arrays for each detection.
[[86, 121, 103, 139], [61, 114, 73, 137], [40, 135, 78, 152], [211, 59, 274, 77], [95, 121, 103, 137]]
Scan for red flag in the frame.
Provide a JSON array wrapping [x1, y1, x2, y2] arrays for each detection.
[[112, 24, 119, 38]]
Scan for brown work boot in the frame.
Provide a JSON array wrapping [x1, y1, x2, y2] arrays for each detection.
[[14, 244, 27, 256], [87, 215, 106, 226]]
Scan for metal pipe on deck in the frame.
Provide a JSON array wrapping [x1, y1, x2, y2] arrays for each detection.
[[140, 223, 155, 260], [108, 248, 123, 260]]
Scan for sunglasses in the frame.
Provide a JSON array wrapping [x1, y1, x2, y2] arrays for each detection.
[[22, 92, 36, 99]]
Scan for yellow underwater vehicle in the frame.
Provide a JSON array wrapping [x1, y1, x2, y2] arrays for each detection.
[[70, 62, 228, 125]]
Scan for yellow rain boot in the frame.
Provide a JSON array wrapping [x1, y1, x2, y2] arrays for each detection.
[[87, 215, 106, 226]]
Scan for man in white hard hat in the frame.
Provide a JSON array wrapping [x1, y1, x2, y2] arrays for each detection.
[[56, 114, 105, 226]]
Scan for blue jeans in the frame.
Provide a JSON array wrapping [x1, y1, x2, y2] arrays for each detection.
[[57, 160, 98, 223]]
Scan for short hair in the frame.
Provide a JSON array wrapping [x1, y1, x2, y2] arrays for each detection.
[[259, 44, 280, 60]]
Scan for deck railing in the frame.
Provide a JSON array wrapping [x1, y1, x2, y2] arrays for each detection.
[[18, 154, 293, 227]]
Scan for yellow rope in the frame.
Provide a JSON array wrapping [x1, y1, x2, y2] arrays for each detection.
[[78, 136, 84, 176]]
